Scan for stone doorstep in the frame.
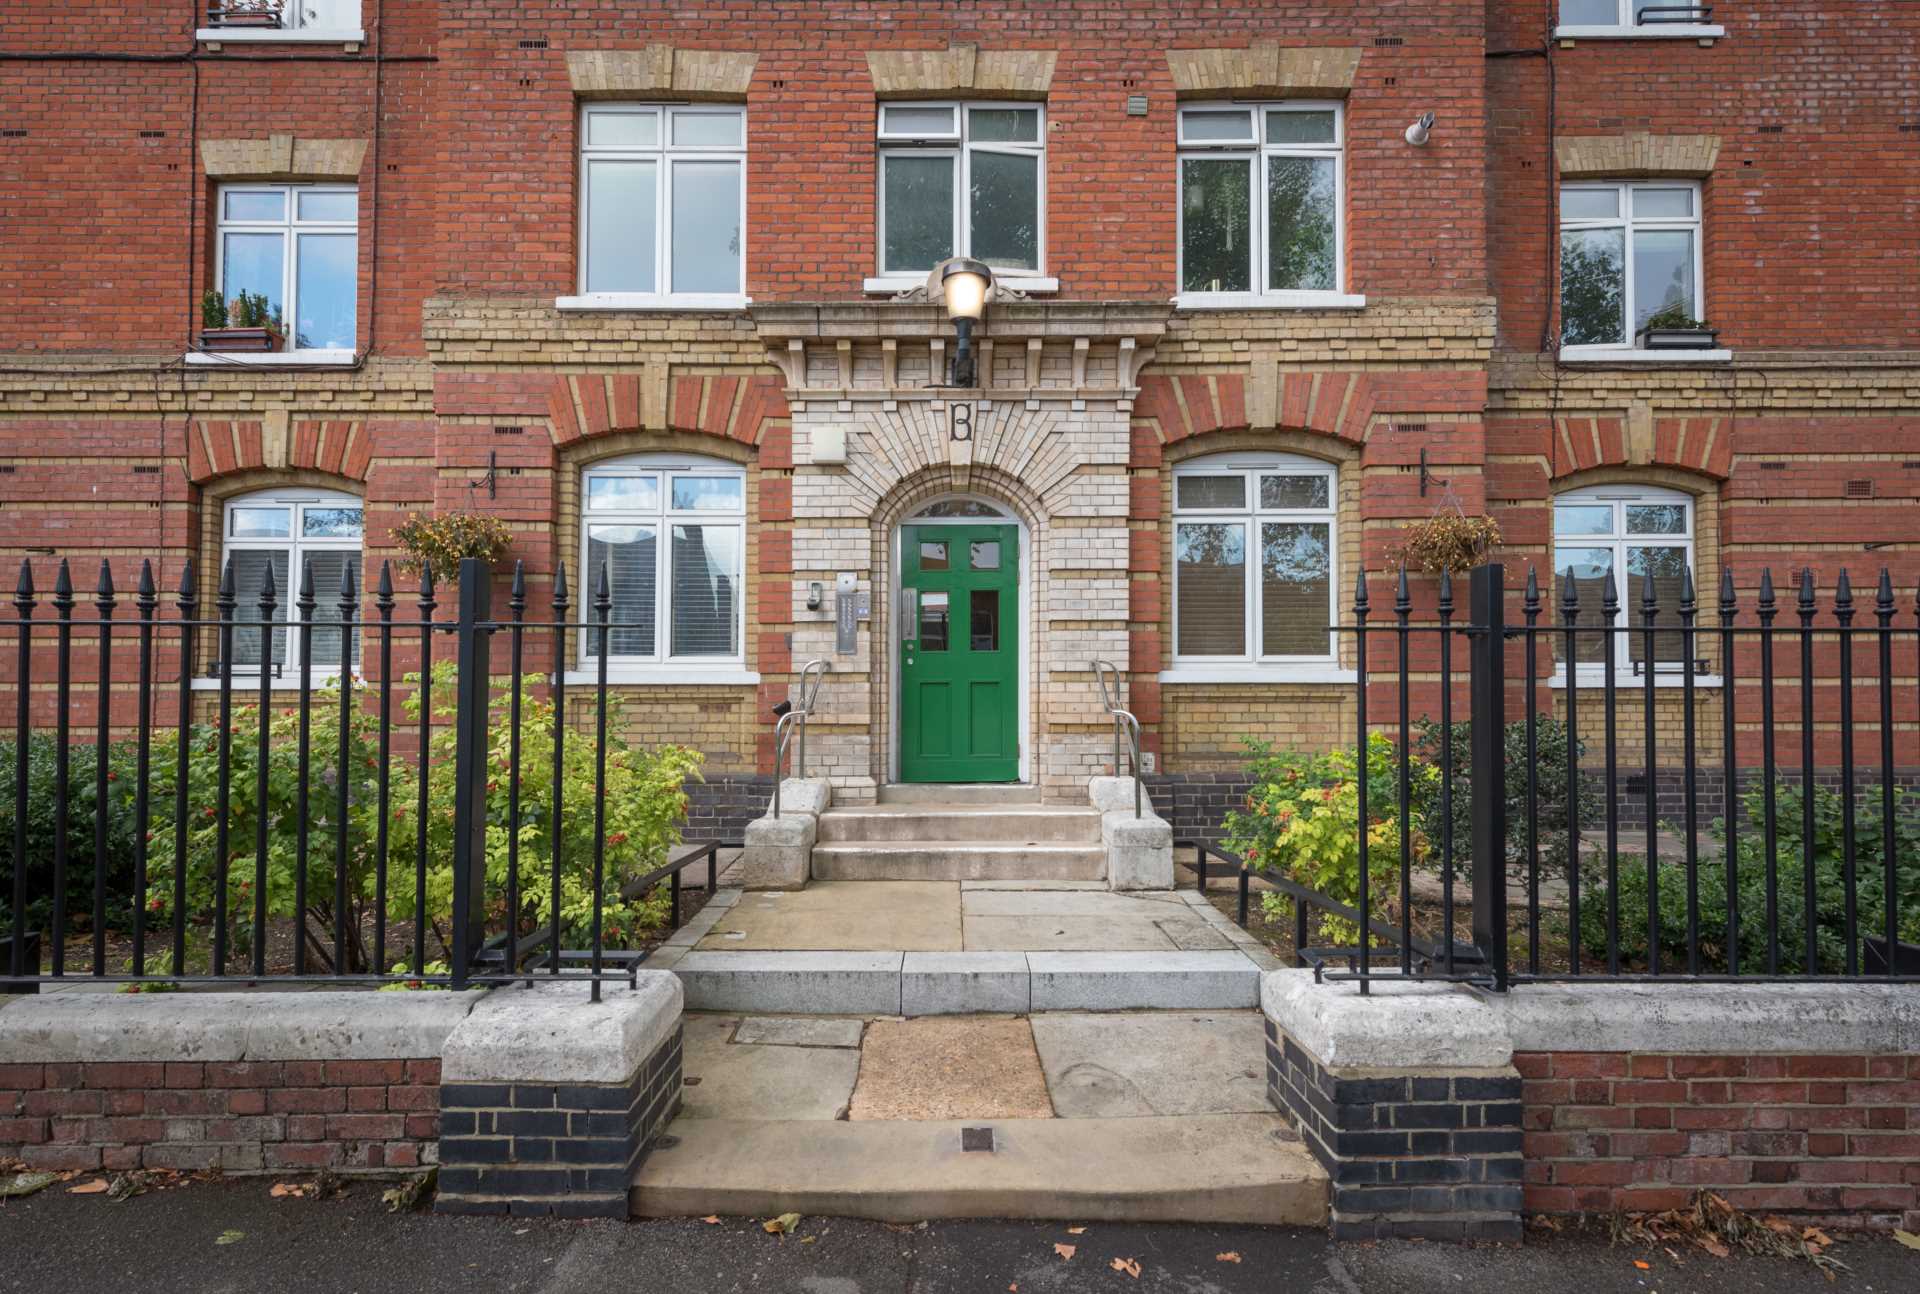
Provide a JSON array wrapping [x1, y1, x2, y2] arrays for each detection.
[[669, 949, 1265, 1015]]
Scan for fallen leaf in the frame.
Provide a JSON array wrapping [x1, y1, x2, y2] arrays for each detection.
[[1111, 1257, 1142, 1278], [269, 1182, 303, 1199], [1633, 1260, 1651, 1270], [1053, 1243, 1076, 1260], [799, 1237, 816, 1245], [700, 1215, 721, 1225], [1217, 1251, 1243, 1263], [1804, 1227, 1833, 1247], [0, 1172, 58, 1199], [1066, 1226, 1086, 1235], [215, 1229, 245, 1246], [1893, 1230, 1920, 1251], [380, 1167, 437, 1214], [763, 1212, 801, 1235], [68, 1179, 109, 1195], [1698, 1239, 1730, 1259]]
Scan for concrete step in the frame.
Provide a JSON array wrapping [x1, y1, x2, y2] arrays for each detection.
[[631, 1113, 1327, 1225], [817, 805, 1103, 845], [811, 841, 1106, 882], [877, 783, 1042, 806]]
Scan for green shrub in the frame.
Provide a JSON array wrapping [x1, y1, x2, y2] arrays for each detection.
[[1413, 715, 1597, 883], [1579, 781, 1920, 974], [0, 735, 144, 938], [1222, 733, 1437, 943]]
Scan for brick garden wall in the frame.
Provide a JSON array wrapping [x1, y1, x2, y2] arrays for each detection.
[[0, 1058, 440, 1176], [1519, 1051, 1920, 1232]]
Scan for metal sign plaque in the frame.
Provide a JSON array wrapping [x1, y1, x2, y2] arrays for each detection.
[[835, 572, 859, 654]]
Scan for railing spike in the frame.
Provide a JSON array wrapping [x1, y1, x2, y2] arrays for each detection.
[[553, 559, 570, 606], [1353, 566, 1369, 614], [258, 556, 277, 601], [14, 559, 33, 602], [297, 556, 318, 612], [1797, 566, 1816, 618], [510, 558, 526, 608], [376, 559, 394, 602], [1437, 567, 1453, 613], [1394, 562, 1411, 614], [1640, 563, 1659, 617], [338, 558, 357, 602], [53, 557, 73, 601], [1601, 568, 1619, 620], [1835, 568, 1853, 614], [1718, 565, 1736, 615], [1758, 567, 1776, 612], [94, 558, 115, 603], [418, 560, 435, 600], [1523, 564, 1540, 612], [596, 556, 613, 605], [137, 559, 156, 601], [1679, 563, 1696, 614], [1561, 566, 1580, 613]]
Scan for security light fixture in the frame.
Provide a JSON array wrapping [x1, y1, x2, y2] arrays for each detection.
[[940, 257, 993, 387], [1404, 112, 1436, 146]]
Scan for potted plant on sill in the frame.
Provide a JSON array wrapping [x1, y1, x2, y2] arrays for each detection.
[[1635, 302, 1719, 351], [199, 289, 283, 354], [207, 0, 285, 28]]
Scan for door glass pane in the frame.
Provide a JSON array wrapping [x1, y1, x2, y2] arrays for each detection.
[[1560, 227, 1625, 345], [1555, 545, 1615, 665], [587, 524, 657, 657], [1260, 474, 1330, 509], [1627, 546, 1689, 665], [1175, 522, 1247, 657], [296, 190, 356, 222], [1554, 503, 1614, 536], [302, 548, 362, 669], [882, 154, 954, 272], [1260, 522, 1331, 657], [230, 506, 290, 539], [585, 110, 657, 149], [1266, 110, 1337, 145], [1175, 474, 1246, 510], [294, 232, 356, 349], [223, 191, 285, 222], [671, 160, 742, 294], [918, 541, 949, 572], [587, 474, 659, 512], [1180, 108, 1253, 143], [1266, 155, 1336, 291], [228, 548, 291, 670], [918, 591, 950, 651], [302, 506, 362, 538], [880, 105, 957, 137], [969, 540, 1001, 570], [584, 158, 657, 294], [969, 588, 1000, 652], [220, 231, 285, 321], [1632, 228, 1695, 328], [1633, 187, 1693, 219], [670, 524, 739, 657], [968, 108, 1038, 143], [1560, 187, 1619, 220], [669, 475, 743, 512], [969, 149, 1039, 271], [1560, 0, 1619, 24], [672, 111, 742, 148], [1181, 157, 1252, 293], [1626, 504, 1687, 535]]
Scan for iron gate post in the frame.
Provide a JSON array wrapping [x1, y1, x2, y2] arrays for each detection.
[[450, 558, 492, 989], [1468, 563, 1510, 990]]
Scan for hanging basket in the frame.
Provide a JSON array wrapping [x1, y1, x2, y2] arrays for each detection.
[[1390, 513, 1502, 576]]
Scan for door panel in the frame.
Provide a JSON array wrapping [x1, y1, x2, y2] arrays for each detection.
[[900, 522, 1018, 782]]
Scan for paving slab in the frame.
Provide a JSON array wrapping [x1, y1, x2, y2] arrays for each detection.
[[1030, 1011, 1273, 1118], [960, 879, 1109, 890], [696, 881, 959, 952], [1027, 951, 1262, 1010], [963, 913, 1217, 952], [678, 1014, 860, 1121], [674, 950, 905, 1014], [848, 1017, 1054, 1121], [732, 1015, 866, 1048], [902, 951, 1030, 1015], [959, 888, 1187, 917]]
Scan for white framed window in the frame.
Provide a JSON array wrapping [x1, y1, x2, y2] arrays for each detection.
[[580, 455, 745, 669], [1553, 486, 1696, 675], [1556, 0, 1723, 37], [200, 0, 364, 40], [1175, 103, 1351, 307], [1559, 181, 1702, 351], [220, 489, 363, 677], [214, 184, 358, 354], [1171, 453, 1338, 667], [876, 101, 1045, 277], [570, 105, 746, 308]]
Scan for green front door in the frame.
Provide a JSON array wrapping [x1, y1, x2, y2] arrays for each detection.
[[899, 523, 1019, 783]]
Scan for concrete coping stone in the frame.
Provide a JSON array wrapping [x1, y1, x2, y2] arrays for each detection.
[[0, 990, 486, 1064], [1262, 968, 1920, 1072], [440, 971, 684, 1086]]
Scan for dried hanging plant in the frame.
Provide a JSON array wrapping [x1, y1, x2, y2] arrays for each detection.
[[1390, 513, 1502, 575], [391, 511, 514, 577]]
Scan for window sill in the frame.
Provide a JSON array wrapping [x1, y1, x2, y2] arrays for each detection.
[[1549, 671, 1724, 691], [561, 667, 760, 687], [195, 28, 366, 44], [192, 673, 350, 693], [184, 350, 358, 369], [1171, 290, 1366, 311], [862, 275, 1059, 297], [555, 294, 751, 312], [1554, 24, 1725, 41], [1557, 346, 1731, 366], [1159, 666, 1357, 686]]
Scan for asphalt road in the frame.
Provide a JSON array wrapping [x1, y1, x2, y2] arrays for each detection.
[[1, 1178, 1913, 1294]]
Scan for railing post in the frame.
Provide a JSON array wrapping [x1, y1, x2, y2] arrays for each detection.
[[449, 557, 492, 990], [1468, 563, 1510, 990]]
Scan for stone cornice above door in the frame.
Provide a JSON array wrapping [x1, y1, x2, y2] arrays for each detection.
[[750, 301, 1167, 402]]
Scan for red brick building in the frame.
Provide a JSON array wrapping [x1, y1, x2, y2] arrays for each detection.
[[2, 1, 1917, 833]]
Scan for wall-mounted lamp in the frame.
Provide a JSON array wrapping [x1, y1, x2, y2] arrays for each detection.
[[807, 580, 824, 611], [939, 257, 993, 387], [1404, 111, 1436, 146]]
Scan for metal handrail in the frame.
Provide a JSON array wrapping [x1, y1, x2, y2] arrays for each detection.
[[1090, 658, 1143, 817], [771, 659, 831, 818]]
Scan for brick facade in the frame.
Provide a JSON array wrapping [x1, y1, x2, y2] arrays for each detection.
[[2, 2, 1916, 808]]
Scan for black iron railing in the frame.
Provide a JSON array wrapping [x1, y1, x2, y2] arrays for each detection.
[[3, 556, 733, 998]]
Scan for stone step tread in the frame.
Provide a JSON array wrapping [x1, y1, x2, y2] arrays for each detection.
[[823, 804, 1101, 817], [630, 1113, 1327, 1226], [813, 841, 1106, 854], [877, 783, 1043, 805]]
